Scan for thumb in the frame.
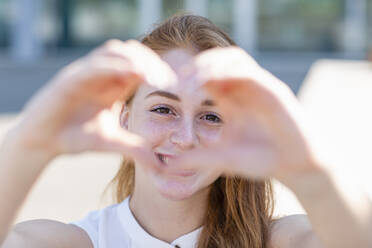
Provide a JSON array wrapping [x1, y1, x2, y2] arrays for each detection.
[[92, 109, 162, 172], [169, 145, 276, 179]]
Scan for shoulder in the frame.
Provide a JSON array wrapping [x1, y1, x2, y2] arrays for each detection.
[[269, 214, 322, 248], [2, 219, 93, 248], [70, 202, 129, 248]]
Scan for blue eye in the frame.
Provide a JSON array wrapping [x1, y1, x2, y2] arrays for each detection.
[[150, 107, 173, 115], [201, 114, 222, 123]]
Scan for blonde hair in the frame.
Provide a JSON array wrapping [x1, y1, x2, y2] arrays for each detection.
[[110, 14, 274, 248]]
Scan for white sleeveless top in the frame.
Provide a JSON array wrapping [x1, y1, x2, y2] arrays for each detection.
[[70, 197, 203, 248]]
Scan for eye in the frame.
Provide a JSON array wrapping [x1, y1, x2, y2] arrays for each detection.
[[201, 114, 222, 123], [150, 106, 174, 115]]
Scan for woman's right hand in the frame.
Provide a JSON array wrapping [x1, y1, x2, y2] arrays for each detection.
[[6, 39, 177, 163]]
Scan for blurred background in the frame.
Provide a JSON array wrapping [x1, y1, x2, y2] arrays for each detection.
[[0, 0, 371, 112], [0, 0, 371, 223]]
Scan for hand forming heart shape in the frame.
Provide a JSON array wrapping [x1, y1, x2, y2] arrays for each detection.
[[165, 47, 323, 184], [11, 39, 322, 184]]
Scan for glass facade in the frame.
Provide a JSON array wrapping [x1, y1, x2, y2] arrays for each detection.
[[0, 0, 10, 46], [162, 0, 185, 19], [0, 0, 370, 54], [39, 0, 60, 47], [258, 0, 344, 51], [65, 0, 138, 46], [368, 0, 372, 49], [207, 0, 233, 35], [162, 0, 233, 36]]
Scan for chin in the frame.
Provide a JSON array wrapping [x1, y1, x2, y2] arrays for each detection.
[[152, 174, 201, 201]]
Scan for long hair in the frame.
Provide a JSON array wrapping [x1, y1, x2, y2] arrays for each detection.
[[109, 14, 274, 248]]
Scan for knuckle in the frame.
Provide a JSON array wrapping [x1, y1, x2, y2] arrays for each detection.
[[104, 39, 124, 48], [92, 39, 145, 61], [228, 46, 247, 58], [124, 39, 141, 47], [93, 39, 125, 55], [125, 39, 152, 55]]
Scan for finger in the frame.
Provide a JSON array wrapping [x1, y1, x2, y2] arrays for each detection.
[[84, 109, 163, 172], [200, 57, 302, 123], [192, 47, 259, 89], [98, 131, 164, 173], [168, 145, 277, 179], [120, 40, 179, 90], [53, 56, 143, 108], [193, 46, 296, 113], [203, 78, 304, 145], [98, 131, 162, 170], [192, 49, 288, 135], [90, 39, 178, 90], [57, 56, 142, 88], [195, 46, 289, 93]]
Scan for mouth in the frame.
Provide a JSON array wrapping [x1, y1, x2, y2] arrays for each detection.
[[155, 152, 195, 177], [155, 152, 174, 165]]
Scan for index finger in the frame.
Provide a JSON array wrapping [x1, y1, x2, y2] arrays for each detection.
[[91, 39, 178, 90]]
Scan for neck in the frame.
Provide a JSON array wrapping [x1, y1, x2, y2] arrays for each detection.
[[129, 182, 209, 243]]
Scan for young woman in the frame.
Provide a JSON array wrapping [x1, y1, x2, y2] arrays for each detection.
[[0, 14, 371, 248]]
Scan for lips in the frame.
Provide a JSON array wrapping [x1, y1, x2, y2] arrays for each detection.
[[154, 152, 195, 177]]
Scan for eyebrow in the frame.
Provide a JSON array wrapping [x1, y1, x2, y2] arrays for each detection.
[[145, 90, 216, 106], [145, 90, 180, 101]]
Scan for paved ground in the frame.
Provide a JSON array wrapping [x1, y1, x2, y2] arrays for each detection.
[[1, 58, 371, 225]]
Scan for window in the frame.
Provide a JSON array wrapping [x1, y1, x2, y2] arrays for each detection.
[[0, 0, 11, 47], [66, 0, 138, 46], [39, 0, 60, 47], [207, 0, 233, 35], [368, 0, 372, 50], [258, 0, 344, 52], [162, 0, 185, 19]]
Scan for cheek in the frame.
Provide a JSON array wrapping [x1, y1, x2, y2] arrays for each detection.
[[131, 115, 176, 144], [196, 125, 223, 146]]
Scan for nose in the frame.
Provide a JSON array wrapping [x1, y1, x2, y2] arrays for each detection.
[[170, 119, 199, 150]]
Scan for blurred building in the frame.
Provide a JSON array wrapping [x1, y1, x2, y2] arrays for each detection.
[[0, 0, 371, 111]]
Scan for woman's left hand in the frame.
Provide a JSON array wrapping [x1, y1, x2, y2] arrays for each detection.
[[170, 47, 323, 184], [165, 47, 372, 248]]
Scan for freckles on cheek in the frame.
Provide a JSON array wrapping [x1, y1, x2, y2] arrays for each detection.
[[198, 127, 224, 145], [136, 118, 170, 144]]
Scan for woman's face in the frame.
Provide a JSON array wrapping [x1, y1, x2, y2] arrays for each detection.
[[122, 50, 225, 200]]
